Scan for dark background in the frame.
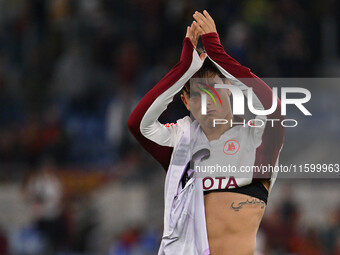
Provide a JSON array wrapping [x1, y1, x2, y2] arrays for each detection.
[[0, 0, 339, 254]]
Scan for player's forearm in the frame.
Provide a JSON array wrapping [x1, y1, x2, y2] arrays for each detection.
[[128, 38, 199, 138], [129, 39, 190, 132], [202, 32, 283, 121], [202, 32, 284, 150], [202, 32, 253, 77], [127, 38, 201, 169]]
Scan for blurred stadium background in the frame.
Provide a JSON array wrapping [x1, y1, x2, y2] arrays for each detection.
[[0, 0, 339, 254]]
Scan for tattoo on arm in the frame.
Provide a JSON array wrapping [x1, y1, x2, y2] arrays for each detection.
[[230, 198, 265, 212]]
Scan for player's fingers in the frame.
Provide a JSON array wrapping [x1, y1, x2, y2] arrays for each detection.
[[192, 21, 200, 37], [193, 21, 203, 35], [193, 12, 209, 34], [186, 25, 197, 47], [190, 22, 196, 42], [193, 16, 208, 34], [203, 10, 215, 26], [191, 22, 197, 43], [194, 11, 213, 32], [200, 13, 215, 32], [185, 26, 190, 38], [191, 21, 196, 34], [190, 22, 195, 35]]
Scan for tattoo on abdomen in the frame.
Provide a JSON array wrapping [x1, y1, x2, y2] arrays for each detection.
[[230, 198, 265, 211]]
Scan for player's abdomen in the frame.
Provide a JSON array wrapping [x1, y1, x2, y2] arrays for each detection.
[[204, 185, 267, 255]]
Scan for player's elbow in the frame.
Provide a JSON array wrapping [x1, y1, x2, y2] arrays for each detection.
[[127, 112, 139, 136]]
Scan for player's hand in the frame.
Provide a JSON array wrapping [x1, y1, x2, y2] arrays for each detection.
[[185, 21, 200, 49], [185, 21, 207, 61], [192, 10, 217, 35]]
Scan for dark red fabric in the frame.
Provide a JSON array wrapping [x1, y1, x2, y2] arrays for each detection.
[[128, 33, 285, 178], [202, 32, 285, 180], [127, 38, 195, 170]]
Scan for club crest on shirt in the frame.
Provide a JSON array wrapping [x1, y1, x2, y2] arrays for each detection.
[[223, 139, 240, 155]]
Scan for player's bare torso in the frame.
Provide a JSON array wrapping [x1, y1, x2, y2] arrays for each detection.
[[205, 180, 270, 255]]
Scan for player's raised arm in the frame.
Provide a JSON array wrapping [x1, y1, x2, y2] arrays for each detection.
[[194, 10, 284, 175], [193, 11, 281, 120], [127, 24, 204, 170]]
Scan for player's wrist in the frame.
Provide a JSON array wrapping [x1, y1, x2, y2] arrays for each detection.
[[180, 37, 195, 62], [201, 32, 224, 54], [183, 37, 195, 50], [201, 32, 220, 43]]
